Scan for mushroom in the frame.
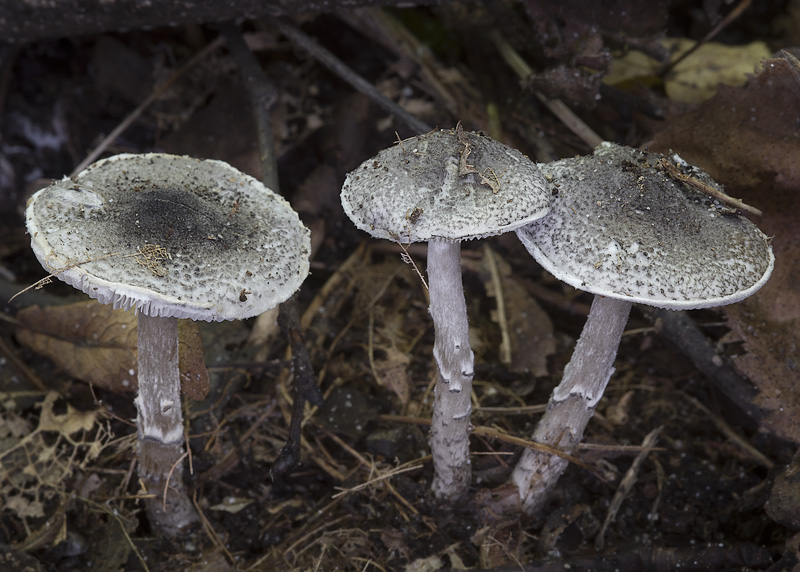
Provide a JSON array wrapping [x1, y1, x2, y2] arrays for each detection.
[[341, 127, 552, 500], [25, 153, 311, 534], [510, 142, 774, 514]]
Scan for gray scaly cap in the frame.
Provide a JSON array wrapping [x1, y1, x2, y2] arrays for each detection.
[[516, 142, 774, 309], [341, 128, 553, 243], [26, 153, 311, 321]]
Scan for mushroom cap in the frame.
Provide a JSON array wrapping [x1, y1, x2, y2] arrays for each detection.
[[26, 153, 311, 321], [341, 128, 552, 243], [516, 143, 774, 309]]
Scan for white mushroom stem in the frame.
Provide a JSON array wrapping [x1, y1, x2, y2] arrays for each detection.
[[510, 296, 632, 514], [427, 237, 474, 500], [136, 313, 197, 533]]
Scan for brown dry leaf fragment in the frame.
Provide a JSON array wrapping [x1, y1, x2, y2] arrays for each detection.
[[724, 300, 800, 443], [405, 553, 444, 572], [481, 253, 555, 377], [91, 511, 134, 572], [178, 319, 210, 401], [5, 493, 45, 519], [379, 527, 410, 561], [37, 392, 95, 436], [17, 300, 208, 398], [374, 346, 411, 406], [0, 411, 33, 439], [17, 301, 138, 393]]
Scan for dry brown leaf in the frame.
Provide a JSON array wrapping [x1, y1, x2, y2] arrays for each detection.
[[374, 347, 412, 405], [37, 392, 95, 436], [5, 494, 45, 519], [481, 252, 555, 377], [17, 300, 209, 399], [17, 301, 138, 393], [178, 319, 210, 401]]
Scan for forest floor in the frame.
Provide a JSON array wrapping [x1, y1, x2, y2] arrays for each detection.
[[1, 2, 800, 571]]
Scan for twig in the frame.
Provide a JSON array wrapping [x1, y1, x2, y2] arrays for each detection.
[[660, 0, 753, 77], [71, 36, 225, 175], [595, 426, 662, 550], [272, 18, 432, 135], [272, 294, 325, 478], [338, 9, 462, 115], [657, 158, 762, 216], [162, 451, 189, 510], [331, 461, 424, 499], [0, 335, 48, 392], [220, 22, 279, 190], [379, 414, 612, 481], [221, 21, 322, 479], [679, 391, 773, 469], [491, 31, 603, 149], [192, 489, 236, 565], [483, 245, 512, 364], [79, 495, 149, 572], [324, 430, 423, 522], [639, 306, 765, 427]]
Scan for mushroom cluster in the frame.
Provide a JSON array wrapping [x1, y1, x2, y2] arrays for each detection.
[[510, 142, 774, 513], [26, 153, 311, 534], [341, 126, 553, 500]]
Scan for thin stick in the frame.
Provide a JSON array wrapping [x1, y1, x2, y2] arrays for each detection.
[[483, 245, 512, 364], [680, 391, 773, 469], [331, 461, 424, 499], [657, 158, 762, 216], [71, 36, 225, 175], [491, 31, 603, 149], [220, 22, 279, 189], [273, 19, 432, 135], [325, 430, 423, 521], [162, 451, 189, 510], [595, 426, 662, 550], [660, 0, 753, 77], [192, 490, 236, 564], [379, 413, 611, 480], [0, 336, 48, 392]]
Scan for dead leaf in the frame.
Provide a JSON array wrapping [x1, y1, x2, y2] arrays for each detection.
[[37, 392, 95, 436], [481, 252, 555, 377], [606, 38, 770, 103], [17, 301, 138, 393], [374, 347, 412, 405], [404, 554, 444, 572], [5, 494, 45, 519], [178, 319, 210, 401], [380, 527, 410, 561], [17, 300, 209, 399]]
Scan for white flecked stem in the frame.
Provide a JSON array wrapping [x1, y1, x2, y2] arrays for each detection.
[[427, 237, 474, 500], [136, 313, 196, 534], [510, 296, 632, 514]]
